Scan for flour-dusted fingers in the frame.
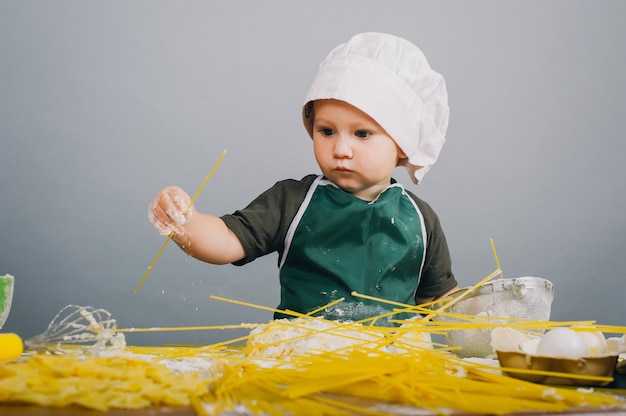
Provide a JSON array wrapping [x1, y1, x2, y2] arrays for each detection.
[[148, 198, 175, 236], [148, 186, 195, 236]]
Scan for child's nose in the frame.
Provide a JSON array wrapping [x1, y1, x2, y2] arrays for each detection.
[[333, 132, 353, 158]]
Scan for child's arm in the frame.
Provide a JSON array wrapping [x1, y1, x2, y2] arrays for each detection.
[[415, 285, 461, 306], [148, 186, 246, 264]]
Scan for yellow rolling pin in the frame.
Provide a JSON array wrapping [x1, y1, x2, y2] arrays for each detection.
[[0, 333, 24, 361]]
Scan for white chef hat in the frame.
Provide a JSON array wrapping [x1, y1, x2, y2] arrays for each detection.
[[302, 32, 449, 184]]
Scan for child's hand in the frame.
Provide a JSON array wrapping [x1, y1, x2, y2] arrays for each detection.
[[148, 186, 195, 236]]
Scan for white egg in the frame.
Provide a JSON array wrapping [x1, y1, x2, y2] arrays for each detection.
[[578, 331, 608, 356], [536, 328, 586, 359]]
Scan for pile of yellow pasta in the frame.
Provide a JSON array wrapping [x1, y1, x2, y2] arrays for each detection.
[[3, 318, 625, 415], [1, 287, 626, 415], [204, 343, 624, 416], [0, 352, 211, 412]]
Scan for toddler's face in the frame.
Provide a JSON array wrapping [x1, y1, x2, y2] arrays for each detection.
[[311, 99, 406, 201]]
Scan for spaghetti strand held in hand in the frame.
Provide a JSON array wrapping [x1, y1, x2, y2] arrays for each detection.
[[135, 149, 227, 293]]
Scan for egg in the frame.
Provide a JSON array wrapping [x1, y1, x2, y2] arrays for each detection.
[[578, 331, 608, 356], [536, 328, 586, 359]]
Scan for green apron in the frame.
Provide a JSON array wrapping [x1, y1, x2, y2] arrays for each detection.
[[277, 176, 426, 325]]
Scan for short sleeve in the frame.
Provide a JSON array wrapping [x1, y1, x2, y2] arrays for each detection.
[[407, 191, 458, 298], [220, 175, 317, 266]]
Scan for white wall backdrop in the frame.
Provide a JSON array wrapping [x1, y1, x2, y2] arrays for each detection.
[[1, 0, 625, 345]]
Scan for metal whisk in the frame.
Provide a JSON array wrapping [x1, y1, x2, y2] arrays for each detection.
[[24, 304, 124, 351]]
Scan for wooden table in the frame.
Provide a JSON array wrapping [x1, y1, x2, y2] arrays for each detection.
[[3, 402, 626, 415]]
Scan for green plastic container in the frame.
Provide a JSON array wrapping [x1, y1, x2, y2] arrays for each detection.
[[0, 274, 15, 329]]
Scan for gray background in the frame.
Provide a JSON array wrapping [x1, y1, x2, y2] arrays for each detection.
[[1, 1, 625, 346]]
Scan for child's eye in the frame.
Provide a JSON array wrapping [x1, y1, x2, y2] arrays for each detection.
[[355, 130, 371, 139], [319, 128, 334, 136]]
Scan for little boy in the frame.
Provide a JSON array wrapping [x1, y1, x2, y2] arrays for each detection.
[[148, 32, 459, 323]]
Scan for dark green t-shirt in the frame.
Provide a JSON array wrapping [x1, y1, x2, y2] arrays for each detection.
[[221, 174, 457, 315]]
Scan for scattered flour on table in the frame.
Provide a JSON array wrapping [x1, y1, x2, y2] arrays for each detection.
[[244, 318, 387, 359]]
